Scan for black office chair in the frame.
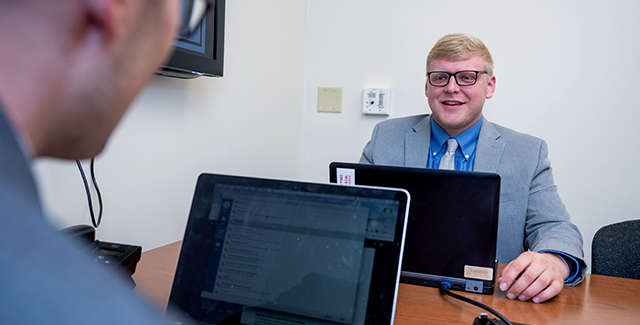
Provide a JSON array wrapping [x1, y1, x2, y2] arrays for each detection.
[[591, 219, 640, 280]]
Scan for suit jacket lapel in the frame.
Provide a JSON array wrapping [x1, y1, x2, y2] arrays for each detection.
[[405, 115, 431, 167], [474, 120, 505, 173]]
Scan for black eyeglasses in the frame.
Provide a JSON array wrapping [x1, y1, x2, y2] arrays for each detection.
[[427, 70, 488, 87], [178, 0, 215, 37]]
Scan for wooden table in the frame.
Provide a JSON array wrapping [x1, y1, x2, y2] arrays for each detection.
[[132, 241, 640, 325]]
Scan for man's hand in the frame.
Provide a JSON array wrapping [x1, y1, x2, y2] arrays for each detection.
[[498, 251, 569, 303]]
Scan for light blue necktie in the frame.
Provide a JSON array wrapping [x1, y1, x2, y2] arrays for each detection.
[[438, 138, 458, 170]]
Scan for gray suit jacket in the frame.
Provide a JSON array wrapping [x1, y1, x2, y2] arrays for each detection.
[[0, 105, 170, 323], [359, 114, 586, 285]]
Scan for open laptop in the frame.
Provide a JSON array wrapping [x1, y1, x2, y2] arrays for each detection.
[[166, 173, 410, 325], [329, 163, 500, 295]]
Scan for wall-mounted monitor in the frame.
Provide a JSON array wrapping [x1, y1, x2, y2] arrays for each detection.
[[158, 0, 225, 79]]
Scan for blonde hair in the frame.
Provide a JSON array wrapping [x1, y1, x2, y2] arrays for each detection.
[[427, 33, 494, 77]]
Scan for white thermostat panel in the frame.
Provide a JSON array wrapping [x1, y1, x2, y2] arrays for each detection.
[[362, 88, 391, 115]]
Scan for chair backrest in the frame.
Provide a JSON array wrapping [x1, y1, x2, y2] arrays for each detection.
[[591, 219, 640, 279]]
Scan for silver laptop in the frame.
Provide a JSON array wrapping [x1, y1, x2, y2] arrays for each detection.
[[329, 163, 500, 295], [166, 173, 410, 325]]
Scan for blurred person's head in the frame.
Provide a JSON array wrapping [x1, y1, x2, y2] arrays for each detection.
[[0, 0, 181, 158]]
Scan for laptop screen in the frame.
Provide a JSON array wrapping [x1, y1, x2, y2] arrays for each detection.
[[167, 173, 410, 325], [329, 162, 500, 295]]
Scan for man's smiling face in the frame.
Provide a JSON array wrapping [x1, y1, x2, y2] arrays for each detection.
[[425, 55, 496, 137]]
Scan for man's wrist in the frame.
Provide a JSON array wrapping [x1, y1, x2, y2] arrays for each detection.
[[539, 250, 579, 284], [540, 252, 570, 279]]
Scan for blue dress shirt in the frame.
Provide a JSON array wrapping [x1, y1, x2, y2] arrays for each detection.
[[427, 116, 483, 171]]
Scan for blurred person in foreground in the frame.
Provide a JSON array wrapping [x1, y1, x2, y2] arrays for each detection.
[[0, 0, 202, 323]]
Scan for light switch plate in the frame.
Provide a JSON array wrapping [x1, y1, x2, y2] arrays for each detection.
[[317, 87, 342, 113], [362, 88, 391, 115]]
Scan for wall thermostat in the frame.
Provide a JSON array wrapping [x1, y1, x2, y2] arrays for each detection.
[[363, 88, 391, 115]]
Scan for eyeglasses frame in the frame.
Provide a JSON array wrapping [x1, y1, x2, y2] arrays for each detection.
[[426, 70, 488, 87]]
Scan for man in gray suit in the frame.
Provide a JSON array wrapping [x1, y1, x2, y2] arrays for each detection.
[[360, 33, 586, 303], [0, 0, 207, 323]]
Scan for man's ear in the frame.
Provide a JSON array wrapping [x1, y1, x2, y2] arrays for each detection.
[[84, 0, 124, 41], [485, 75, 496, 99]]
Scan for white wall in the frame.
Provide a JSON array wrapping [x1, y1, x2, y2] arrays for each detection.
[[301, 0, 640, 272], [34, 0, 309, 251], [34, 0, 640, 273]]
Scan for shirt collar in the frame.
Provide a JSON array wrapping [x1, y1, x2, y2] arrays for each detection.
[[430, 116, 483, 159]]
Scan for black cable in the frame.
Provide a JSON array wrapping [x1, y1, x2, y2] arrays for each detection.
[[76, 158, 103, 228], [89, 158, 103, 226], [440, 282, 513, 325]]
